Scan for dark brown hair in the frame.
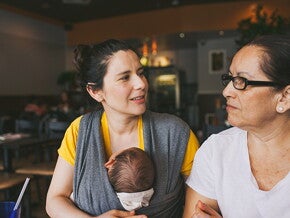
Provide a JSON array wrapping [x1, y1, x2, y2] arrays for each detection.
[[108, 147, 155, 193], [246, 34, 290, 89], [73, 39, 138, 90]]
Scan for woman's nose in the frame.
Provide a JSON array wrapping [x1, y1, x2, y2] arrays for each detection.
[[222, 81, 234, 98], [133, 75, 147, 90]]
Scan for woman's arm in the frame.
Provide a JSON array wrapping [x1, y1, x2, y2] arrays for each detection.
[[46, 156, 93, 218], [183, 186, 221, 218], [46, 156, 147, 218]]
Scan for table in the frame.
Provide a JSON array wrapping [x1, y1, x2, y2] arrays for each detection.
[[0, 135, 60, 172]]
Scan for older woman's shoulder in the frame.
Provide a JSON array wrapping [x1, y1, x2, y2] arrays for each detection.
[[200, 127, 246, 153], [205, 127, 245, 141], [216, 126, 245, 136]]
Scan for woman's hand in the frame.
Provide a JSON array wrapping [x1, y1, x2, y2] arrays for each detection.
[[191, 200, 222, 218], [96, 209, 147, 218]]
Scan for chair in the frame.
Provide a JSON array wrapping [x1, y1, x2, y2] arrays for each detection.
[[15, 119, 39, 135], [42, 120, 69, 161], [14, 153, 56, 204], [14, 112, 43, 157], [14, 120, 68, 203], [15, 111, 41, 134], [45, 120, 70, 139], [15, 161, 56, 203], [12, 121, 48, 203], [0, 172, 31, 218]]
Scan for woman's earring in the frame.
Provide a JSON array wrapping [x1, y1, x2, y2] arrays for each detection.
[[278, 106, 284, 112]]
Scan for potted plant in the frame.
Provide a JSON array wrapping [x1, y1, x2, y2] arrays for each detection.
[[236, 4, 289, 49]]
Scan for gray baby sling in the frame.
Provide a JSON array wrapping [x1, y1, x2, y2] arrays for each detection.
[[73, 110, 190, 217]]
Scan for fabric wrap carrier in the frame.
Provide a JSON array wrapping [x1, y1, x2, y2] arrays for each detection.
[[73, 110, 190, 217]]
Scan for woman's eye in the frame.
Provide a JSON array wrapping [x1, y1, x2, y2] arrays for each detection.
[[119, 75, 129, 81]]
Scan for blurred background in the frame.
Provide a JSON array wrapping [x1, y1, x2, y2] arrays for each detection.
[[0, 1, 289, 217], [0, 0, 289, 137]]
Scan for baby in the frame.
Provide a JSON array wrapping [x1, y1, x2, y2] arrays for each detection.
[[104, 147, 155, 211], [70, 147, 155, 211]]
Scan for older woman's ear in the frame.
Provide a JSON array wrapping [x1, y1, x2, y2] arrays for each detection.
[[276, 85, 290, 113], [285, 85, 290, 99]]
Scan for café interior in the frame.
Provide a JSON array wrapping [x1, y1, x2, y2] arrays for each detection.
[[0, 0, 289, 217]]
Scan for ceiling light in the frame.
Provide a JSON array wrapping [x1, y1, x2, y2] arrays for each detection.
[[179, 33, 185, 38]]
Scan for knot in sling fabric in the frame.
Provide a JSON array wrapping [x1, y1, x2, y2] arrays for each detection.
[[73, 110, 190, 217]]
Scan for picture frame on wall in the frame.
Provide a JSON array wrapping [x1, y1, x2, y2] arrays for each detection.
[[208, 49, 226, 74]]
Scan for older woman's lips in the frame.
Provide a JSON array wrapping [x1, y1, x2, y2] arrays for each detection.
[[226, 104, 237, 111]]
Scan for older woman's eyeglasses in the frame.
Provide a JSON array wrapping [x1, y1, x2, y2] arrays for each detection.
[[221, 74, 278, 90]]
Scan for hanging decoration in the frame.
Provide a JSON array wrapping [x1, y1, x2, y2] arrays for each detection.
[[151, 38, 158, 55], [140, 37, 171, 67]]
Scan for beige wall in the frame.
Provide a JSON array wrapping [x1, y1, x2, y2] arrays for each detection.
[[0, 9, 66, 95], [67, 0, 290, 45]]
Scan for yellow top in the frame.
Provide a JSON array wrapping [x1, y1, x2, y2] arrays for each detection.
[[58, 113, 199, 176]]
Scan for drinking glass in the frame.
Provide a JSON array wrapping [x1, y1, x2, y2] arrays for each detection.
[[0, 202, 21, 218]]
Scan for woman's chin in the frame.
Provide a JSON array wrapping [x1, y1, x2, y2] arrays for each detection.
[[227, 117, 238, 127]]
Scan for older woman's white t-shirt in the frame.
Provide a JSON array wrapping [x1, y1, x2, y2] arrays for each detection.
[[186, 127, 290, 218]]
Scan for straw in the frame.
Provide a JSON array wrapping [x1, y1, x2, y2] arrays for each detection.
[[13, 177, 30, 211]]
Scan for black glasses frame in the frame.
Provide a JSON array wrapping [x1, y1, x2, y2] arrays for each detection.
[[221, 74, 278, 90]]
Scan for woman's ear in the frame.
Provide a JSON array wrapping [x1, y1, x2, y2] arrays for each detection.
[[86, 85, 104, 102], [276, 85, 290, 113]]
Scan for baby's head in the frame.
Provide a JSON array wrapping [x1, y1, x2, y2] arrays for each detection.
[[105, 147, 155, 193]]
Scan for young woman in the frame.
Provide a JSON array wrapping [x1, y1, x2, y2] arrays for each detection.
[[46, 39, 199, 218]]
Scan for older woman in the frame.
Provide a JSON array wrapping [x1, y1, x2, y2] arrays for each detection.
[[183, 34, 290, 218]]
